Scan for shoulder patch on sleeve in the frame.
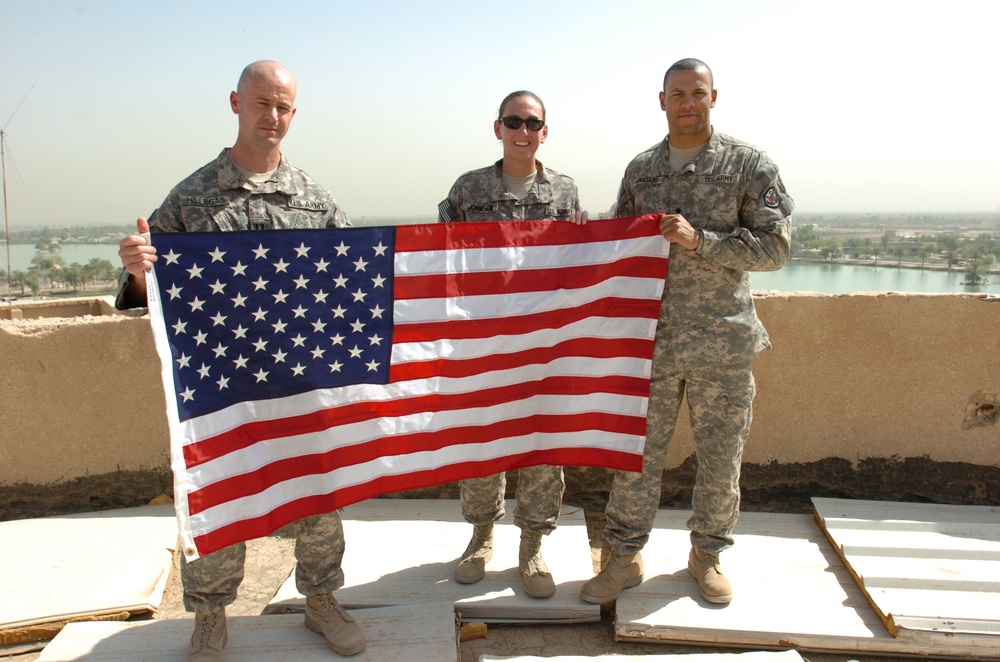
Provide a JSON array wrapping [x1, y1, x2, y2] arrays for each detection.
[[438, 199, 459, 223], [763, 186, 781, 208], [748, 162, 779, 201]]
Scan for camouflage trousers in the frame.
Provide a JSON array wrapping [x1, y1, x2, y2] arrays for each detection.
[[461, 466, 565, 534], [181, 511, 346, 614], [604, 357, 755, 556]]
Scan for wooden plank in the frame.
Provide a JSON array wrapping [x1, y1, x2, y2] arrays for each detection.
[[37, 603, 458, 661], [481, 651, 805, 662], [266, 501, 601, 624], [814, 497, 1000, 646], [615, 509, 1000, 659], [0, 505, 176, 640], [812, 498, 1000, 526], [815, 527, 1000, 553]]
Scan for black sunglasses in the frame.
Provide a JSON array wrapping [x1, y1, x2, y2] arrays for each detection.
[[500, 116, 545, 131]]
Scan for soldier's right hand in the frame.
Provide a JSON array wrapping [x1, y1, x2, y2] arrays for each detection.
[[118, 217, 157, 279]]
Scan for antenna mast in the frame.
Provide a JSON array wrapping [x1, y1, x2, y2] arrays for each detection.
[[2, 87, 34, 314]]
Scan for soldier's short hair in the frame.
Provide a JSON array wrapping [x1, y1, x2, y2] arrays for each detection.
[[663, 58, 713, 90], [497, 91, 546, 120]]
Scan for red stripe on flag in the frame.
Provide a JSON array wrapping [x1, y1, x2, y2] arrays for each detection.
[[394, 256, 667, 300], [191, 446, 642, 554], [393, 215, 664, 253], [388, 336, 653, 382], [392, 296, 660, 343]]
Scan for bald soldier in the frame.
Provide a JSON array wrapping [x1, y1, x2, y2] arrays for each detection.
[[581, 58, 793, 607], [117, 61, 365, 660]]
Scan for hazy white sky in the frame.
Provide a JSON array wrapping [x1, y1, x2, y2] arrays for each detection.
[[1, 0, 998, 228]]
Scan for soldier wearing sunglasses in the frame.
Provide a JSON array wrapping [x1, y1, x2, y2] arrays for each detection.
[[438, 90, 586, 599]]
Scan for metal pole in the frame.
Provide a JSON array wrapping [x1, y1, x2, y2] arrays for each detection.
[[2, 128, 12, 314]]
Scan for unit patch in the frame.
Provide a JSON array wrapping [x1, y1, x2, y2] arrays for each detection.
[[763, 186, 781, 208]]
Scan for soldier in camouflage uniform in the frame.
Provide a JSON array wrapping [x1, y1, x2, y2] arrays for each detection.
[[438, 90, 585, 599], [116, 61, 365, 660], [580, 59, 792, 606]]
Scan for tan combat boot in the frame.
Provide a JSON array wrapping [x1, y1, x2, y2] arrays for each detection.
[[187, 608, 227, 661], [454, 523, 494, 584], [305, 592, 367, 656], [688, 548, 733, 604], [519, 531, 555, 598], [579, 549, 643, 603]]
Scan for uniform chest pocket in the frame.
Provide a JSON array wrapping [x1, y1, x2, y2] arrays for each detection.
[[462, 202, 503, 222], [688, 182, 741, 232], [283, 197, 331, 229], [546, 206, 574, 221], [631, 177, 667, 212], [179, 195, 235, 231]]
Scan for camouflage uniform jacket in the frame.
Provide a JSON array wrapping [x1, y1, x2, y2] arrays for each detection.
[[614, 131, 793, 366], [115, 149, 349, 309], [438, 159, 581, 222]]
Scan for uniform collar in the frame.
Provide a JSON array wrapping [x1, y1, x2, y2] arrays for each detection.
[[660, 128, 722, 175], [215, 149, 302, 195], [491, 158, 554, 202]]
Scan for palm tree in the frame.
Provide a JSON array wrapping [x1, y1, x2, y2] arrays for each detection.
[[10, 269, 27, 294], [30, 253, 66, 288], [965, 254, 994, 285], [85, 257, 116, 286], [63, 263, 85, 291], [939, 235, 960, 269], [23, 271, 41, 295]]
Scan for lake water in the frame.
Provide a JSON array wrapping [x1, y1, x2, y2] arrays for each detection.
[[3, 243, 121, 272], [750, 260, 999, 295], [2, 242, 997, 296]]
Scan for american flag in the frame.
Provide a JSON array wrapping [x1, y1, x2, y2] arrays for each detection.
[[146, 216, 668, 558]]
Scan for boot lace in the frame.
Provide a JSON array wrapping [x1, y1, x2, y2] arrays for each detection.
[[195, 611, 221, 647]]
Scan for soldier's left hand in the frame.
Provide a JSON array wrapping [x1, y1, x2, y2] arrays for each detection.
[[659, 212, 701, 250], [569, 210, 589, 226]]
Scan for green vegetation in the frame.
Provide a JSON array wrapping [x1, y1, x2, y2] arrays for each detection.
[[791, 224, 998, 283], [7, 257, 118, 297], [2, 226, 128, 298], [1, 224, 133, 244]]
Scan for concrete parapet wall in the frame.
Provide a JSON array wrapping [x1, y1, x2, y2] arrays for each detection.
[[1, 293, 998, 489], [681, 292, 1000, 468], [0, 296, 121, 320], [1, 313, 169, 485]]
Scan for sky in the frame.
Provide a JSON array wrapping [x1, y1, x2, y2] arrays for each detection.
[[1, 0, 999, 230]]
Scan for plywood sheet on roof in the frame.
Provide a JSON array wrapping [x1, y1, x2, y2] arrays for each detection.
[[36, 602, 458, 661], [813, 497, 1000, 645], [0, 505, 176, 645], [266, 499, 601, 624], [614, 509, 1000, 659], [481, 651, 804, 662]]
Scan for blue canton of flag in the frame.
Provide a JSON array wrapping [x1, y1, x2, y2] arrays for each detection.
[[150, 227, 396, 421]]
